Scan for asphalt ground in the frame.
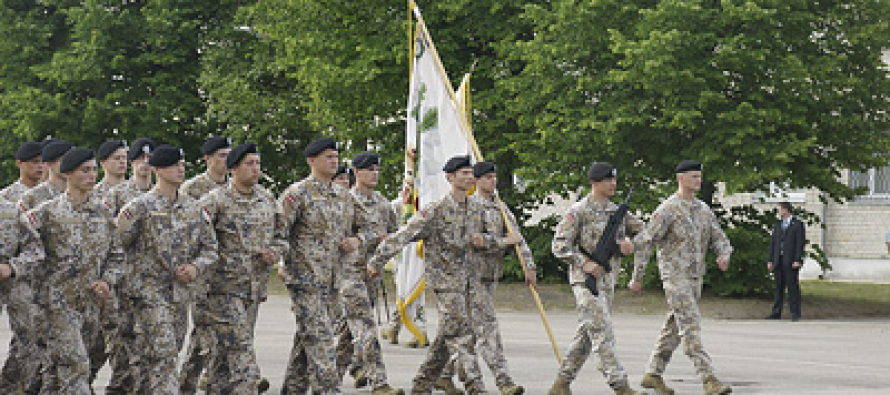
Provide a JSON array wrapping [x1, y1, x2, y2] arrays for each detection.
[[3, 294, 888, 394]]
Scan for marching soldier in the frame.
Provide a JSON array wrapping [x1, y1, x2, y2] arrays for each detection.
[[437, 162, 533, 395], [95, 140, 129, 197], [103, 137, 156, 395], [20, 147, 124, 394], [0, 141, 44, 393], [179, 135, 232, 395], [115, 145, 218, 394], [368, 155, 489, 395], [17, 140, 73, 212], [547, 162, 644, 395], [198, 143, 276, 394], [335, 152, 404, 394], [273, 137, 377, 394], [629, 160, 733, 395]]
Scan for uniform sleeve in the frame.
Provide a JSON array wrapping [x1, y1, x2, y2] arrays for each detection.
[[17, 207, 47, 281], [115, 200, 145, 251], [194, 196, 219, 274], [350, 193, 378, 247], [631, 206, 674, 282], [386, 199, 400, 234], [624, 212, 644, 239], [102, 221, 126, 286], [368, 204, 433, 270], [706, 209, 732, 261], [7, 215, 45, 280], [270, 189, 299, 260], [551, 207, 586, 273]]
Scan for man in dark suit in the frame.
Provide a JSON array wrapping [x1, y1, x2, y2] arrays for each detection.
[[767, 201, 806, 321]]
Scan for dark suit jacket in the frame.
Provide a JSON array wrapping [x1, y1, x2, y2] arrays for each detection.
[[769, 217, 805, 267]]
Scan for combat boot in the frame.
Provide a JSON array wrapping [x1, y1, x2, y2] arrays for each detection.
[[381, 326, 399, 344], [258, 377, 270, 393], [640, 373, 674, 395], [499, 383, 524, 395], [434, 377, 463, 395], [547, 375, 571, 395], [372, 384, 406, 395], [465, 380, 487, 395], [354, 367, 370, 388], [703, 375, 732, 395], [612, 383, 645, 395]]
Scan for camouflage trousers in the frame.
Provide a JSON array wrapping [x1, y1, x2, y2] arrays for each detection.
[[441, 280, 514, 387], [45, 294, 104, 395], [335, 279, 388, 388], [180, 298, 214, 394], [647, 275, 715, 379], [105, 294, 139, 395], [557, 278, 629, 388], [0, 281, 40, 393], [132, 300, 189, 395], [412, 290, 483, 394], [282, 285, 339, 394], [206, 293, 260, 395]]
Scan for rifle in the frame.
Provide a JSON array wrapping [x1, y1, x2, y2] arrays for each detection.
[[580, 188, 634, 296]]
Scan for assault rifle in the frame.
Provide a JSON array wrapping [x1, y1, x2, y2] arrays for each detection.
[[580, 188, 634, 296]]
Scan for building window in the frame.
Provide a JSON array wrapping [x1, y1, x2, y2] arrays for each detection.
[[850, 166, 890, 198], [751, 181, 807, 203]]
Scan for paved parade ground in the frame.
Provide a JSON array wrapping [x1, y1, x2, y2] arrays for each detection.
[[3, 294, 888, 394]]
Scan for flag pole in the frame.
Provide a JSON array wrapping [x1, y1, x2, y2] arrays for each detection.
[[411, 2, 563, 364]]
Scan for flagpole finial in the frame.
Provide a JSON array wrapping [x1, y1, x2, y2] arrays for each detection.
[[408, 1, 418, 11]]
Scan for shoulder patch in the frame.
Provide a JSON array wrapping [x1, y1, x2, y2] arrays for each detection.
[[121, 207, 133, 221]]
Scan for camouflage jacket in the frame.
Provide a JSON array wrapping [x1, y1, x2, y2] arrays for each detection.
[[369, 193, 488, 292], [16, 181, 64, 213], [0, 180, 31, 203], [22, 192, 125, 308], [105, 178, 153, 214], [632, 193, 732, 281], [94, 178, 124, 201], [181, 172, 227, 200], [200, 183, 276, 300], [552, 196, 643, 285], [474, 194, 536, 281], [272, 176, 375, 292], [343, 188, 399, 282], [0, 201, 43, 283], [116, 188, 218, 304]]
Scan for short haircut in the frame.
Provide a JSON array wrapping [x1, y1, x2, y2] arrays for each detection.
[[778, 201, 793, 213]]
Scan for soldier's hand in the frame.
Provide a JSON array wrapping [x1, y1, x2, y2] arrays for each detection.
[[582, 260, 603, 278], [470, 233, 485, 248], [260, 249, 277, 265], [91, 280, 111, 300], [767, 262, 774, 272], [716, 256, 730, 272], [0, 263, 12, 280], [619, 239, 635, 255], [276, 265, 287, 280], [339, 237, 361, 253], [792, 261, 802, 269], [524, 269, 537, 287], [503, 232, 522, 246], [628, 279, 643, 294], [177, 264, 198, 283], [367, 264, 380, 279]]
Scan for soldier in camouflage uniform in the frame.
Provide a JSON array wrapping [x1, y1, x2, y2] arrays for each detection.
[[272, 138, 379, 394], [436, 162, 534, 395], [21, 148, 125, 394], [547, 162, 644, 395], [95, 140, 129, 198], [629, 160, 733, 395], [179, 136, 232, 395], [0, 142, 44, 393], [103, 137, 157, 395], [115, 145, 218, 394], [198, 143, 276, 394], [15, 140, 73, 393], [334, 152, 404, 394], [368, 155, 490, 395]]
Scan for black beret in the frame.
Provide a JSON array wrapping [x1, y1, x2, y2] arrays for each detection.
[[15, 142, 44, 161], [675, 160, 703, 173], [335, 164, 351, 178], [352, 152, 381, 169], [148, 145, 184, 167], [472, 162, 497, 178], [303, 137, 339, 158], [42, 141, 74, 162], [226, 142, 258, 169], [128, 138, 156, 160], [59, 147, 94, 173], [40, 138, 56, 149], [97, 140, 128, 160], [202, 136, 232, 155], [442, 155, 472, 173], [588, 162, 616, 181]]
